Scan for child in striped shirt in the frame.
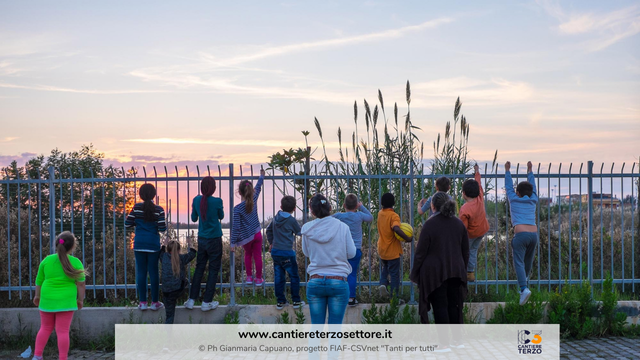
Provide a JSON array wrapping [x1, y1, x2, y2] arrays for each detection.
[[125, 183, 167, 310], [230, 169, 265, 286]]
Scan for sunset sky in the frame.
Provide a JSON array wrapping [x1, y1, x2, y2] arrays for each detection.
[[1, 0, 639, 173]]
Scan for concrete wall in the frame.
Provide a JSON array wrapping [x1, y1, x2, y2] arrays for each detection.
[[1, 301, 638, 341]]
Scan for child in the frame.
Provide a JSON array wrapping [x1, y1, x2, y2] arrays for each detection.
[[184, 176, 224, 312], [32, 231, 85, 360], [459, 164, 490, 282], [160, 237, 197, 323], [505, 161, 538, 305], [125, 183, 167, 310], [266, 195, 304, 310], [230, 168, 265, 286], [333, 193, 373, 306], [418, 176, 452, 217], [377, 193, 412, 300]]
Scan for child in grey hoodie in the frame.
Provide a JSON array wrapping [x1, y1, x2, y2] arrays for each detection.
[[266, 196, 303, 310]]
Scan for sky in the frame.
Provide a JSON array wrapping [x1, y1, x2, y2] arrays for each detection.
[[1, 0, 639, 173]]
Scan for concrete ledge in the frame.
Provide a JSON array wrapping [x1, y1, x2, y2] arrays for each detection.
[[1, 301, 638, 341]]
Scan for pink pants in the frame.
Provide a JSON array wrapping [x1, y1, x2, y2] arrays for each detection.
[[35, 311, 74, 360], [242, 231, 263, 279]]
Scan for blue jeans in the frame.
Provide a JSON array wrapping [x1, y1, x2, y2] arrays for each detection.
[[134, 251, 160, 303], [380, 257, 401, 297], [512, 232, 538, 288], [467, 236, 484, 272], [273, 255, 301, 304], [306, 277, 349, 324], [347, 249, 362, 298]]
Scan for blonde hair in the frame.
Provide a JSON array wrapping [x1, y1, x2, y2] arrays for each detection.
[[167, 240, 182, 277], [56, 231, 85, 280]]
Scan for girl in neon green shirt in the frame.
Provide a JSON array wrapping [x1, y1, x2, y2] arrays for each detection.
[[32, 231, 86, 360]]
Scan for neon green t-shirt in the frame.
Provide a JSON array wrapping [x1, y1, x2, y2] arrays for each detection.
[[35, 254, 85, 312]]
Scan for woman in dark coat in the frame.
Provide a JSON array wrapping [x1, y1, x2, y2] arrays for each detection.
[[410, 192, 469, 350]]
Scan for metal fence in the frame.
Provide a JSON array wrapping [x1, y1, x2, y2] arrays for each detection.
[[1, 161, 638, 305]]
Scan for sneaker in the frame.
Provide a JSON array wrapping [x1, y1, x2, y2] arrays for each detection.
[[245, 276, 253, 285], [276, 302, 286, 310], [138, 301, 148, 311], [292, 301, 305, 309], [450, 343, 465, 349], [379, 285, 389, 299], [183, 298, 195, 310], [32, 357, 43, 360], [348, 298, 358, 307], [254, 278, 264, 287], [519, 288, 532, 306], [434, 346, 452, 353], [201, 301, 219, 312], [467, 272, 476, 282], [150, 302, 164, 311]]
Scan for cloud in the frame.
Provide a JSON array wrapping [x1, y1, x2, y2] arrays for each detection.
[[536, 1, 640, 51], [128, 17, 453, 103], [123, 137, 340, 148], [0, 82, 174, 94], [0, 152, 37, 167], [209, 17, 453, 66]]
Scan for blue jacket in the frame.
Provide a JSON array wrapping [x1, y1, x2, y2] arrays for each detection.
[[125, 202, 167, 251], [505, 171, 538, 226], [332, 205, 373, 249]]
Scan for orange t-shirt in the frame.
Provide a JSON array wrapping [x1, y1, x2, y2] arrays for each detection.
[[459, 171, 490, 238], [377, 208, 402, 260]]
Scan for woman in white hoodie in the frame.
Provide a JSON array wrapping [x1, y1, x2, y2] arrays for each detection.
[[302, 194, 356, 324]]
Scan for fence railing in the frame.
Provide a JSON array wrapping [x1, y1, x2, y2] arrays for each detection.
[[1, 161, 638, 305]]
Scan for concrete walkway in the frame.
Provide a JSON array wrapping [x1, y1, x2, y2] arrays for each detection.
[[2, 337, 639, 359]]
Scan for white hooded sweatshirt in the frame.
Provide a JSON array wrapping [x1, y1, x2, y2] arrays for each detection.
[[302, 216, 357, 278]]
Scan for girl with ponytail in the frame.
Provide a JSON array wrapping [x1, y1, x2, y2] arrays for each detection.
[[230, 168, 265, 286], [32, 231, 85, 360], [160, 237, 197, 323], [125, 183, 167, 311], [410, 191, 469, 351], [184, 176, 225, 312]]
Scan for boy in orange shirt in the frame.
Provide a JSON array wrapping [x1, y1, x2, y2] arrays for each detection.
[[459, 164, 490, 282], [377, 193, 412, 300]]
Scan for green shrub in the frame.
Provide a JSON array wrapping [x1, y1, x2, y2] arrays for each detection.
[[223, 311, 240, 324], [487, 291, 544, 324], [547, 281, 595, 339], [597, 277, 627, 336], [362, 297, 419, 324]]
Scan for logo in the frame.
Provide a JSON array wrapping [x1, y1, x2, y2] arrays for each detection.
[[517, 330, 542, 355]]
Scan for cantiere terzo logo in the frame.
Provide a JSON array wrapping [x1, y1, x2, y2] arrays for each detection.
[[517, 330, 543, 355]]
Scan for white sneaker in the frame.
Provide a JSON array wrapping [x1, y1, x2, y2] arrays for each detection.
[[450, 343, 465, 349], [519, 288, 532, 306], [201, 301, 219, 312], [379, 285, 389, 299], [150, 302, 164, 311], [184, 298, 195, 310]]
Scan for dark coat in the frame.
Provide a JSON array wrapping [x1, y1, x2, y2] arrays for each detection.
[[410, 213, 469, 324]]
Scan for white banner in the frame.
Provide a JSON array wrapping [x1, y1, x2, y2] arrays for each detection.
[[115, 324, 559, 359]]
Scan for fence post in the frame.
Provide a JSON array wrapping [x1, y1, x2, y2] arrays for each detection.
[[303, 147, 310, 224], [587, 161, 594, 292], [409, 161, 416, 305], [48, 166, 56, 254], [229, 163, 235, 306]]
